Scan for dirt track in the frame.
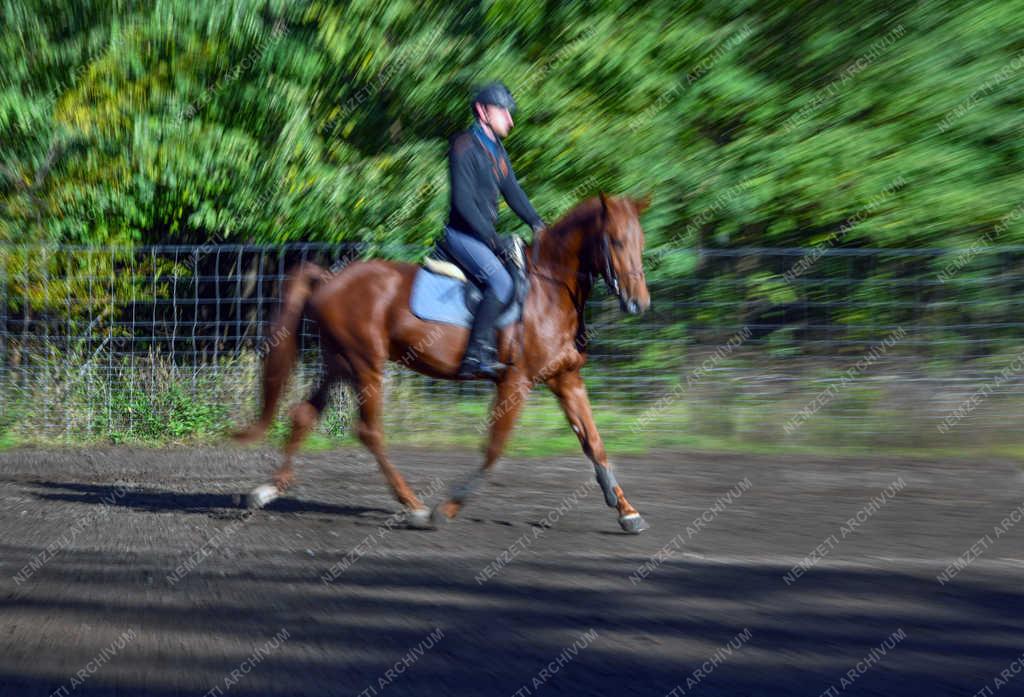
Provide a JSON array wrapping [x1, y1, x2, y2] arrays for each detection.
[[1, 445, 1022, 696]]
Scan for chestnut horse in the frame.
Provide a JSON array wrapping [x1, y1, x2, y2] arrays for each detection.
[[234, 192, 652, 532]]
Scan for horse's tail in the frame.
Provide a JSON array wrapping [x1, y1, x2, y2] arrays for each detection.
[[232, 261, 330, 443]]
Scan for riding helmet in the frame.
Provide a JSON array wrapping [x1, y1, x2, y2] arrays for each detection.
[[472, 81, 517, 114]]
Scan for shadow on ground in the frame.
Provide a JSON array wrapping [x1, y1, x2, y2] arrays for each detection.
[[2, 542, 1020, 697], [29, 480, 393, 519]]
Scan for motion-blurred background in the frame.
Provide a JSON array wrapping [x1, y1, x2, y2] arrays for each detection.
[[1, 0, 1022, 454]]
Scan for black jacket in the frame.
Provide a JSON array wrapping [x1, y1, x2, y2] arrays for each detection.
[[446, 124, 543, 251]]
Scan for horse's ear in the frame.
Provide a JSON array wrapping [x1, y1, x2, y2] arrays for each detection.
[[598, 191, 610, 219], [634, 193, 652, 215]]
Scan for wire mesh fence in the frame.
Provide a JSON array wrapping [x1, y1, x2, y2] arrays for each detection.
[[0, 242, 1021, 451]]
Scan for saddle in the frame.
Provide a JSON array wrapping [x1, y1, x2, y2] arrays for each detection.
[[410, 235, 528, 328]]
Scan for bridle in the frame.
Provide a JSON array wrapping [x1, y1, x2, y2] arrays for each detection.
[[528, 203, 625, 304], [524, 206, 630, 353], [595, 228, 622, 300]]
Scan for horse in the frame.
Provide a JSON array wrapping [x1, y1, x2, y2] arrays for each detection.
[[233, 192, 653, 533]]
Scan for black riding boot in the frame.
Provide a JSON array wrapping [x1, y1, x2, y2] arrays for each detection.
[[458, 290, 508, 380]]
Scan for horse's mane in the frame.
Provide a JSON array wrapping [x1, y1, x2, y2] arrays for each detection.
[[546, 196, 602, 238]]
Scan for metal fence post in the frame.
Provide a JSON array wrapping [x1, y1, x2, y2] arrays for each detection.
[[0, 248, 6, 425]]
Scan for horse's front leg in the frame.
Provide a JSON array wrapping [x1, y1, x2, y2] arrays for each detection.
[[432, 369, 532, 523], [547, 370, 649, 533]]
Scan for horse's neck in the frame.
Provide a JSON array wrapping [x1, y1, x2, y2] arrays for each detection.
[[528, 217, 597, 353], [521, 204, 602, 356], [531, 215, 595, 298]]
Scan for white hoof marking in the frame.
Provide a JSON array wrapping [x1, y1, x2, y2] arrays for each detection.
[[407, 508, 433, 529], [248, 483, 280, 509]]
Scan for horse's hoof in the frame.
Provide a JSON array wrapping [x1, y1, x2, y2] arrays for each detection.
[[619, 513, 650, 534], [431, 502, 456, 527], [246, 484, 280, 509], [406, 508, 434, 530]]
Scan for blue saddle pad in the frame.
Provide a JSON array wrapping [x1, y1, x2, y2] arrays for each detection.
[[409, 268, 521, 329]]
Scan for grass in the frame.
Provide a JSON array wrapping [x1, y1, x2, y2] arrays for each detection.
[[3, 403, 1021, 464], [1, 352, 1022, 463]]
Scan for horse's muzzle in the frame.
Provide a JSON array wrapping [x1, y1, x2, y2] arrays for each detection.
[[621, 297, 649, 315]]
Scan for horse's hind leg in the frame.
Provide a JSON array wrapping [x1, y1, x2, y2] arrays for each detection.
[[247, 357, 340, 508], [433, 370, 531, 523], [353, 367, 430, 526]]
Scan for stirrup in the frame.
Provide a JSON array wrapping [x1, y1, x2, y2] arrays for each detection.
[[457, 355, 507, 380]]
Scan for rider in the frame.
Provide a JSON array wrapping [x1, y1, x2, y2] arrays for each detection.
[[445, 81, 546, 379]]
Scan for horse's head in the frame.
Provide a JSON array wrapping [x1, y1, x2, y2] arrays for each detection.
[[594, 192, 652, 315]]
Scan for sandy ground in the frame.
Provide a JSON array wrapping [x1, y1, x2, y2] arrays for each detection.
[[0, 445, 1022, 696]]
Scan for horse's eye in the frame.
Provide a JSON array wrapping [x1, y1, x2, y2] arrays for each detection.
[[611, 238, 623, 249]]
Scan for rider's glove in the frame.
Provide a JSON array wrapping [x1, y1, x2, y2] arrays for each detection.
[[495, 235, 517, 263]]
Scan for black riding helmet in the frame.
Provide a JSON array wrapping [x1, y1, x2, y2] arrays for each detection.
[[472, 81, 516, 115]]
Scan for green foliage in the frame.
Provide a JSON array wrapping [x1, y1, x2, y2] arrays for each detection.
[[1, 0, 1019, 250], [2, 0, 1023, 340], [0, 244, 176, 324], [108, 384, 228, 442]]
